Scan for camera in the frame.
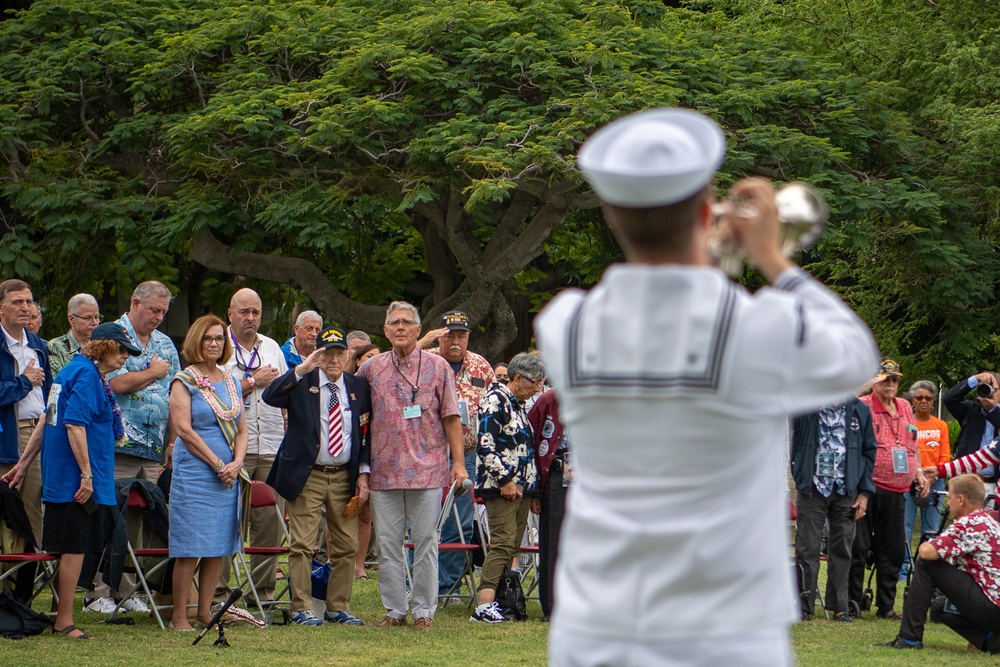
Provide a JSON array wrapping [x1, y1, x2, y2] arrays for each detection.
[[978, 383, 994, 398]]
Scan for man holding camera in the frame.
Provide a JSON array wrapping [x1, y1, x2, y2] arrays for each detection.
[[944, 372, 1000, 491]]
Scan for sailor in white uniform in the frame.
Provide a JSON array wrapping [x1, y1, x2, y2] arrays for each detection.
[[536, 108, 879, 666]]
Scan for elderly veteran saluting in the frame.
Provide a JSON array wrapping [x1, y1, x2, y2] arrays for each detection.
[[357, 301, 467, 630], [262, 326, 372, 627], [534, 108, 880, 666]]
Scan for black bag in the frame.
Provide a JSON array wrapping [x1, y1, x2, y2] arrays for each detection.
[[494, 568, 527, 621], [0, 590, 51, 639]]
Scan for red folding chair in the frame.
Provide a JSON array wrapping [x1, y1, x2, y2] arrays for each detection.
[[232, 481, 291, 624], [405, 480, 482, 608], [108, 486, 171, 628]]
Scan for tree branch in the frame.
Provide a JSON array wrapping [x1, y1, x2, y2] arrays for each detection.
[[190, 230, 385, 330]]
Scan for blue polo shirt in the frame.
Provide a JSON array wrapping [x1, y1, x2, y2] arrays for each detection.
[[41, 355, 116, 506]]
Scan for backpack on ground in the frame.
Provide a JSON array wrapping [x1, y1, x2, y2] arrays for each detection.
[[494, 568, 527, 621], [0, 590, 51, 639]]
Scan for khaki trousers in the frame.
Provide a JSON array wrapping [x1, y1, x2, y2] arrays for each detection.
[[286, 468, 357, 612], [481, 495, 531, 591]]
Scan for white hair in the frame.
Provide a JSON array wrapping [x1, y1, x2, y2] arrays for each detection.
[[295, 310, 322, 327], [385, 301, 420, 325], [67, 293, 98, 314]]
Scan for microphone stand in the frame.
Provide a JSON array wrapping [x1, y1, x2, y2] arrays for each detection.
[[193, 588, 242, 647]]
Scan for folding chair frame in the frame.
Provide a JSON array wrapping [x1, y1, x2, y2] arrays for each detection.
[[232, 481, 292, 625]]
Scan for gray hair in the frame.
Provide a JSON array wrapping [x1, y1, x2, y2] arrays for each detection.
[[131, 280, 173, 303], [295, 310, 322, 328], [908, 380, 938, 397], [385, 301, 420, 326], [67, 293, 98, 314], [507, 352, 546, 383], [346, 330, 371, 345]]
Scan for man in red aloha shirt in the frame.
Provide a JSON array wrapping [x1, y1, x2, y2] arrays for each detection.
[[881, 474, 1000, 652]]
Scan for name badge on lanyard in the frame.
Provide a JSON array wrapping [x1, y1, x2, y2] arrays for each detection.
[[403, 404, 422, 419], [817, 450, 835, 477], [892, 447, 909, 474]]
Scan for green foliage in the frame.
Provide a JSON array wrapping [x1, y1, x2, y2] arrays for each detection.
[[2, 0, 998, 364]]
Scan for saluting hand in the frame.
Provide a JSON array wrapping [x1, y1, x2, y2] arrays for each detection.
[[295, 348, 325, 376]]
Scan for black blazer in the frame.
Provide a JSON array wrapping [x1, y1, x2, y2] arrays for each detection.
[[944, 378, 1000, 470], [262, 368, 372, 502]]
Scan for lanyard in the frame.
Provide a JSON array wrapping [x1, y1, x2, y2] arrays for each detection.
[[392, 349, 422, 403], [230, 330, 260, 377]]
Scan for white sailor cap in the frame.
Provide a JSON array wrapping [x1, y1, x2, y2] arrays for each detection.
[[577, 108, 727, 208]]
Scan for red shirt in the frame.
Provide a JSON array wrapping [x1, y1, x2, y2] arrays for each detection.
[[860, 394, 917, 493]]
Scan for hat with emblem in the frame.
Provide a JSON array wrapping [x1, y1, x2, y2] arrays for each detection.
[[92, 322, 142, 356], [577, 107, 726, 208], [317, 326, 348, 350], [440, 311, 471, 332], [875, 358, 902, 379]]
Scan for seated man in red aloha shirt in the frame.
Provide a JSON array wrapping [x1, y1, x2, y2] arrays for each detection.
[[880, 474, 1000, 652]]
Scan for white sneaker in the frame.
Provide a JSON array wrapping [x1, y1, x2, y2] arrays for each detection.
[[120, 596, 150, 613], [82, 597, 117, 614], [470, 601, 506, 624]]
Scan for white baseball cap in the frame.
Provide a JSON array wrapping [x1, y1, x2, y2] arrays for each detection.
[[577, 108, 727, 207]]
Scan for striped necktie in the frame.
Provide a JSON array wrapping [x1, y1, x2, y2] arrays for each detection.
[[327, 382, 344, 458]]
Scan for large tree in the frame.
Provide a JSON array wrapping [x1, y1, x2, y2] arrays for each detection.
[[0, 0, 970, 362]]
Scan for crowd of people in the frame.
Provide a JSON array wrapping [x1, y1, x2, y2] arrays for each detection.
[[7, 102, 1000, 666], [0, 277, 568, 639], [792, 359, 1000, 654]]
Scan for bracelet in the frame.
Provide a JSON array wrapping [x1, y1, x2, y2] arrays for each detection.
[[81, 474, 93, 480], [214, 460, 224, 472], [247, 375, 257, 389]]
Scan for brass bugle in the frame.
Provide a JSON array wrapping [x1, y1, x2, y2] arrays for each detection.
[[709, 182, 827, 277]]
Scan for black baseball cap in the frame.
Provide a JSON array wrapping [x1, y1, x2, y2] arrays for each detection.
[[92, 323, 142, 356], [317, 326, 348, 350], [440, 311, 471, 332]]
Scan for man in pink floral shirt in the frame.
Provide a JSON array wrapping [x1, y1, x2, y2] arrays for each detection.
[[881, 474, 1000, 652], [357, 301, 467, 629]]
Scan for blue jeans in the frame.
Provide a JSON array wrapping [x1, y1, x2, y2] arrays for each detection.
[[438, 449, 477, 593], [900, 479, 944, 577]]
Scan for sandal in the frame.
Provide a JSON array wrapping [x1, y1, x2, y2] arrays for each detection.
[[355, 574, 369, 580], [53, 624, 93, 639]]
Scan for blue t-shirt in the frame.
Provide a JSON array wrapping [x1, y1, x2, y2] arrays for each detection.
[[41, 355, 116, 506]]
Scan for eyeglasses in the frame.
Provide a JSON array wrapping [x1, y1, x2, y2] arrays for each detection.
[[912, 395, 934, 402], [70, 313, 104, 323], [386, 319, 419, 328], [117, 344, 130, 355], [202, 335, 225, 344], [519, 376, 542, 386]]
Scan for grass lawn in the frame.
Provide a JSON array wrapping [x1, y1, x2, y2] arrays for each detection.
[[2, 574, 996, 665]]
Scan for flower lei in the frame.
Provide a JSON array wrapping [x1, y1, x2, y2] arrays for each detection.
[[188, 366, 241, 421], [97, 365, 125, 444]]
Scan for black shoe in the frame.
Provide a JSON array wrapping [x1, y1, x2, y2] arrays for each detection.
[[877, 636, 922, 650], [832, 611, 852, 623], [987, 631, 1000, 655], [876, 609, 902, 620]]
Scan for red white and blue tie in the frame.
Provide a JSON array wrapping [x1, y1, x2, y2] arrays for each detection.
[[327, 383, 344, 458]]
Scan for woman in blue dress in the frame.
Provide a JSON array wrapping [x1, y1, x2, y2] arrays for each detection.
[[168, 314, 248, 631]]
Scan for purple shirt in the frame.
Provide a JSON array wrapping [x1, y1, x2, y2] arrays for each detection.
[[357, 348, 460, 490]]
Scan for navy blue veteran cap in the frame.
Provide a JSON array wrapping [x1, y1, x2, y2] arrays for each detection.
[[92, 322, 142, 356], [440, 311, 471, 332], [317, 326, 348, 350]]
